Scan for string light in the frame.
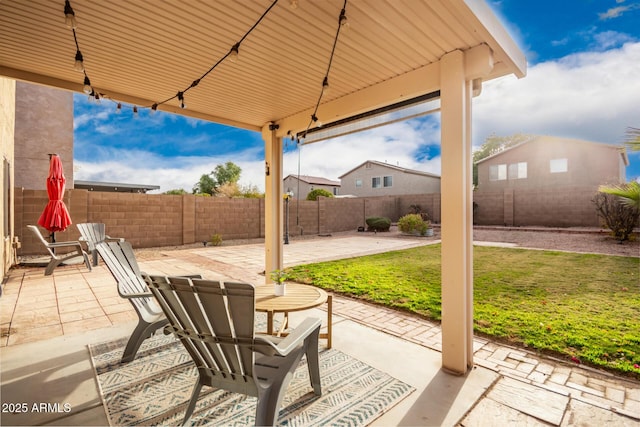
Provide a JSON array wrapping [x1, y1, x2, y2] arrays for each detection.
[[74, 50, 84, 72], [63, 0, 284, 118], [82, 76, 92, 94], [133, 106, 138, 117], [322, 76, 330, 94], [339, 8, 349, 32], [230, 43, 240, 62], [64, 0, 77, 29], [302, 0, 348, 138]]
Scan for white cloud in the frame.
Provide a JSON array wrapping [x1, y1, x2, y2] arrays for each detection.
[[74, 42, 640, 190], [473, 41, 640, 148], [598, 4, 639, 20]]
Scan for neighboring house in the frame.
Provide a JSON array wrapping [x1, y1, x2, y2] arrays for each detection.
[[475, 136, 628, 192], [283, 174, 341, 199], [339, 160, 441, 197]]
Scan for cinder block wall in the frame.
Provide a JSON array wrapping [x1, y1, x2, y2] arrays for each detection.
[[16, 187, 603, 255], [195, 197, 262, 243]]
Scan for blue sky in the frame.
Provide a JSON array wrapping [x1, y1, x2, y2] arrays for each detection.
[[73, 0, 640, 192]]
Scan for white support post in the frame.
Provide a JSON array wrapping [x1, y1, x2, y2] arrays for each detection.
[[262, 123, 284, 283], [440, 50, 474, 375]]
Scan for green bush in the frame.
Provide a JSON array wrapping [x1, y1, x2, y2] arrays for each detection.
[[365, 216, 391, 232], [592, 192, 639, 241], [398, 213, 430, 235], [306, 189, 334, 201], [210, 233, 223, 246]]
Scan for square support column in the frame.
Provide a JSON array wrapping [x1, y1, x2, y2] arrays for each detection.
[[440, 50, 474, 375], [262, 124, 284, 283]]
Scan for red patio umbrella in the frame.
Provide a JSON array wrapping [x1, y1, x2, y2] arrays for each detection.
[[37, 154, 72, 242]]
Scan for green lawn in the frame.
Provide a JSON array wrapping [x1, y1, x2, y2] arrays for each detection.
[[285, 245, 640, 377]]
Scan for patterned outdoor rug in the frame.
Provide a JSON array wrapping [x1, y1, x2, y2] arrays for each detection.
[[89, 334, 414, 426]]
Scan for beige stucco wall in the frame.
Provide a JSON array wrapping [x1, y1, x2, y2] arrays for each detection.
[[283, 176, 339, 199], [340, 162, 441, 197], [14, 82, 74, 190], [1, 77, 16, 278], [477, 136, 626, 192]]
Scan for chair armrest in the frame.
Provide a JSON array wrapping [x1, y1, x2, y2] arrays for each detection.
[[119, 291, 154, 299], [48, 241, 83, 248], [255, 317, 321, 356], [105, 236, 126, 242]]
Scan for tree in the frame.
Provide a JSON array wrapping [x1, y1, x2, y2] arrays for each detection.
[[212, 162, 242, 187], [164, 189, 187, 195], [307, 188, 333, 200], [592, 191, 639, 241], [192, 174, 215, 195], [625, 127, 640, 152], [473, 133, 534, 186]]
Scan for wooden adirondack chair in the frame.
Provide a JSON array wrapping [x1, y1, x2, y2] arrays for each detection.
[[95, 240, 170, 363], [143, 274, 322, 426], [27, 225, 91, 275], [77, 223, 123, 266]]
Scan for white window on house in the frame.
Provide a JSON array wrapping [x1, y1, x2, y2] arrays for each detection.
[[489, 164, 507, 181], [372, 177, 381, 188], [355, 178, 362, 188], [383, 176, 393, 187], [550, 158, 568, 173], [365, 162, 372, 169], [508, 162, 527, 179]]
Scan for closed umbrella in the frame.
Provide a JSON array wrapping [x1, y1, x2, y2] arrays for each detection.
[[37, 154, 72, 242]]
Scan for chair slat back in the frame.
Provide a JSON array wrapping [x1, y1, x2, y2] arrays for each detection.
[[96, 241, 152, 312], [77, 223, 106, 250], [144, 275, 258, 392]]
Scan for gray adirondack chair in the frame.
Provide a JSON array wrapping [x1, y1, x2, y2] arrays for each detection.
[[77, 223, 123, 266], [27, 225, 91, 275], [143, 274, 322, 426], [95, 240, 170, 363]]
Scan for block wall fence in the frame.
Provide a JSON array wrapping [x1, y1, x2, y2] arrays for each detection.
[[15, 187, 601, 255]]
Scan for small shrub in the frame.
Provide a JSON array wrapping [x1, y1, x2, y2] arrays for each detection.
[[270, 269, 290, 284], [409, 204, 430, 222], [307, 188, 334, 200], [210, 233, 223, 246], [398, 213, 430, 235], [365, 216, 391, 232], [592, 192, 639, 241]]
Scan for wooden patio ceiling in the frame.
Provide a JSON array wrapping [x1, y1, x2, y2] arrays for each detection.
[[0, 0, 525, 137]]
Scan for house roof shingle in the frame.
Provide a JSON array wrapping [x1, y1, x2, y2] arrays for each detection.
[[338, 160, 440, 179], [284, 175, 340, 187]]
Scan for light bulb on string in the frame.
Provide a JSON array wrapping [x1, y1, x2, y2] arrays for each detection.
[[311, 114, 322, 127], [64, 0, 77, 29], [74, 50, 84, 72], [339, 8, 349, 32], [133, 106, 138, 118], [116, 103, 122, 114], [82, 76, 92, 94], [151, 103, 158, 114], [322, 76, 330, 95], [94, 92, 101, 103], [230, 44, 239, 62], [177, 92, 186, 109]]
